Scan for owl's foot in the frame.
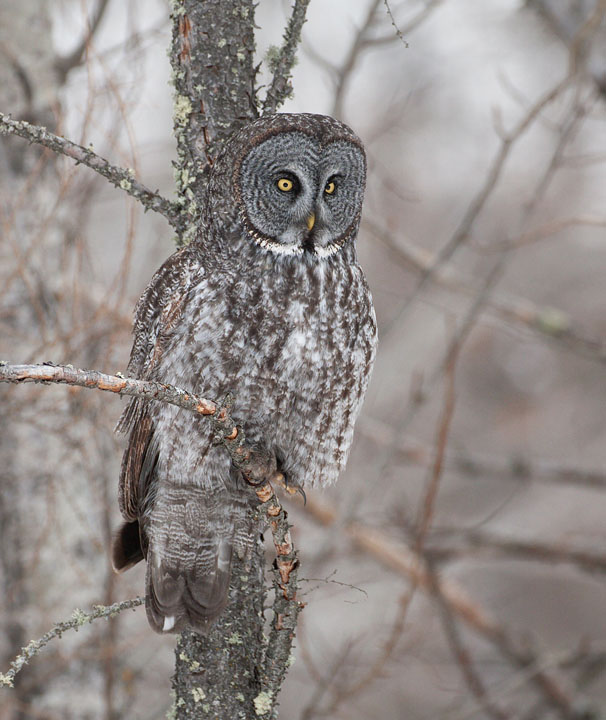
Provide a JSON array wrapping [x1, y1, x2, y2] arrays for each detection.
[[276, 472, 307, 505], [238, 443, 278, 489], [242, 467, 306, 504]]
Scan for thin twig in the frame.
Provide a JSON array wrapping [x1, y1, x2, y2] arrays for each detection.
[[0, 113, 183, 233], [382, 0, 409, 47], [0, 597, 144, 688], [263, 0, 311, 115]]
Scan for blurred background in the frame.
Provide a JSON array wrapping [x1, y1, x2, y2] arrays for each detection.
[[1, 1, 606, 718]]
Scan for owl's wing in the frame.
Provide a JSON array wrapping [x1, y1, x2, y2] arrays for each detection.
[[113, 246, 197, 572]]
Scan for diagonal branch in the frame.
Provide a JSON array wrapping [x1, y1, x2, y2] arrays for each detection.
[[0, 361, 301, 712], [262, 0, 311, 115], [426, 561, 511, 720], [0, 112, 184, 234]]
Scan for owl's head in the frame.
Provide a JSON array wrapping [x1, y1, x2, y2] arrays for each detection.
[[210, 114, 366, 260]]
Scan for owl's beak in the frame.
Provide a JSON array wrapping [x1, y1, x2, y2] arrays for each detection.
[[306, 213, 316, 232]]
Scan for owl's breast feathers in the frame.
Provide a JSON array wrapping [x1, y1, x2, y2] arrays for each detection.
[[179, 248, 377, 487]]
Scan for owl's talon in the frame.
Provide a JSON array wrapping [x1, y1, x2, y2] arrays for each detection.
[[280, 474, 307, 505]]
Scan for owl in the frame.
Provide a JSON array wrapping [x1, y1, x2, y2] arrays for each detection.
[[112, 113, 377, 634]]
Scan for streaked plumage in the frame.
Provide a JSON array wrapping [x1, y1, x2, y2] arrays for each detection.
[[113, 113, 377, 634]]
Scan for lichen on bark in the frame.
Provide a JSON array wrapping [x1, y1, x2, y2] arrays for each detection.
[[170, 0, 258, 244]]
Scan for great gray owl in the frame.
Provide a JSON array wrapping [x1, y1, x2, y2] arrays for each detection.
[[112, 113, 377, 634]]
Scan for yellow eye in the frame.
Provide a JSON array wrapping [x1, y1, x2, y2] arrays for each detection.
[[324, 180, 336, 195], [277, 178, 294, 192]]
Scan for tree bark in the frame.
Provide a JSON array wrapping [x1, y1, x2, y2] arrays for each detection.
[[172, 544, 266, 719]]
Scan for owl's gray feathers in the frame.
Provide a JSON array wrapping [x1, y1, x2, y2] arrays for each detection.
[[114, 113, 377, 634]]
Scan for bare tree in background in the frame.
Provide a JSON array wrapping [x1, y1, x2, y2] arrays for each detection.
[[2, 1, 606, 719]]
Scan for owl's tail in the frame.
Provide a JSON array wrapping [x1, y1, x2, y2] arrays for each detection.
[[143, 538, 233, 634]]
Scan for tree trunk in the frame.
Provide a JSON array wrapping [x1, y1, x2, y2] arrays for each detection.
[[172, 543, 266, 718], [0, 1, 306, 715], [167, 2, 276, 715]]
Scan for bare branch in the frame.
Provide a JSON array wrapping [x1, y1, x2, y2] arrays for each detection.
[[414, 340, 457, 550], [0, 112, 183, 233], [0, 597, 144, 689], [331, 0, 382, 119], [390, 74, 575, 329], [0, 362, 270, 487], [357, 414, 606, 492], [0, 362, 216, 416], [528, 0, 606, 96], [426, 563, 511, 720], [306, 0, 441, 119], [382, 0, 409, 47], [263, 0, 311, 115], [497, 215, 606, 250], [427, 531, 606, 576]]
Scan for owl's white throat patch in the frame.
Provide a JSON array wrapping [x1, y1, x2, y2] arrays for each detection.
[[246, 227, 346, 259]]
